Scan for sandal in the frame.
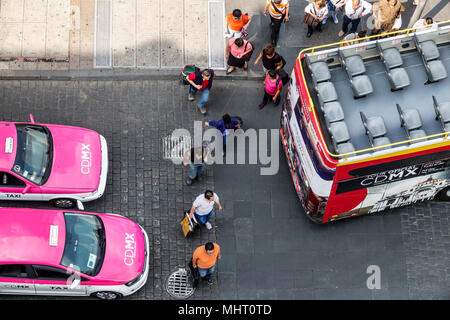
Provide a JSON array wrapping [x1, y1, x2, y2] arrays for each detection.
[[226, 67, 235, 74]]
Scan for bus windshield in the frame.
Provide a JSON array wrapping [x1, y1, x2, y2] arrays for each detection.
[[61, 212, 106, 276], [13, 124, 52, 185]]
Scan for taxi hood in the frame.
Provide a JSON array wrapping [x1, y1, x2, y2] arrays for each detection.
[[96, 214, 146, 283], [44, 125, 102, 191]]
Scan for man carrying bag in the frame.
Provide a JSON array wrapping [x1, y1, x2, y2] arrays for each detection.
[[263, 0, 290, 47]]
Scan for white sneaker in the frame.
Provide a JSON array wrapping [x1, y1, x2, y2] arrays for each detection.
[[205, 222, 212, 230]]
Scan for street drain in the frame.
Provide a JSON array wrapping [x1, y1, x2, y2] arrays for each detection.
[[166, 268, 195, 299]]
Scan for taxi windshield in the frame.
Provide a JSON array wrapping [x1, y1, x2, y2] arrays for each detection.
[[61, 212, 106, 276], [13, 124, 52, 185]]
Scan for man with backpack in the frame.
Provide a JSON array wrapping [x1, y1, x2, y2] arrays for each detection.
[[186, 69, 215, 115]]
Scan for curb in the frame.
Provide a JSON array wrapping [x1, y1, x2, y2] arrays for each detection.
[[0, 68, 266, 81]]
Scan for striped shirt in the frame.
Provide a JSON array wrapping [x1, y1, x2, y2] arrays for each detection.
[[267, 0, 289, 19]]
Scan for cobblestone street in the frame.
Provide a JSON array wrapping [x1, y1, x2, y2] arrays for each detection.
[[0, 79, 448, 300]]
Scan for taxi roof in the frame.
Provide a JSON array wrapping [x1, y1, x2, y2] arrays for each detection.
[[0, 208, 66, 265]]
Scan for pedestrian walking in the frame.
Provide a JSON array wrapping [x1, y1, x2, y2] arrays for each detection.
[[253, 44, 285, 74], [225, 9, 252, 38], [371, 0, 405, 35], [189, 190, 223, 230], [263, 0, 290, 47], [322, 0, 346, 25], [338, 0, 372, 38], [258, 70, 283, 109], [225, 37, 253, 74], [205, 113, 241, 154], [187, 69, 215, 115], [192, 242, 221, 285], [304, 0, 328, 38], [183, 145, 211, 186]]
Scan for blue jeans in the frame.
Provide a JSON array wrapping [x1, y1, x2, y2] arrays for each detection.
[[188, 163, 205, 180], [194, 210, 213, 225], [189, 86, 210, 108], [198, 264, 216, 279], [341, 15, 360, 34]]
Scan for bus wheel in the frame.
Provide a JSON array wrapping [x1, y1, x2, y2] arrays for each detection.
[[92, 291, 122, 300], [437, 187, 450, 201], [52, 198, 76, 208]]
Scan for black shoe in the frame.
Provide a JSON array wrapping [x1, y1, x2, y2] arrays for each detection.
[[307, 31, 312, 38], [185, 177, 193, 185]]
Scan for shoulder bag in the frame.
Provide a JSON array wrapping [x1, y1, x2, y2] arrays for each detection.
[[303, 5, 319, 28]]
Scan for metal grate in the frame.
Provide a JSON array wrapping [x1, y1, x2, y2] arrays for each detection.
[[166, 268, 195, 299]]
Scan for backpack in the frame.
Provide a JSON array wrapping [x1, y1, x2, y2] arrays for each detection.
[[180, 65, 200, 85]]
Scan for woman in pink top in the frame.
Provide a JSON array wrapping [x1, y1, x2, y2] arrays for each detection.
[[225, 37, 253, 74], [258, 70, 283, 109]]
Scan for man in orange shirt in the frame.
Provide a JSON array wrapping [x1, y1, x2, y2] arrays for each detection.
[[192, 242, 221, 284], [225, 9, 252, 39]]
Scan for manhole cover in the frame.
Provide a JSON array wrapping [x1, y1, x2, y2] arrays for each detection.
[[166, 268, 195, 299]]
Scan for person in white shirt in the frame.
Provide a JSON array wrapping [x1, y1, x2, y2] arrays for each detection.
[[412, 17, 438, 32], [189, 190, 223, 230], [338, 0, 372, 37], [322, 0, 346, 25], [304, 0, 328, 38]]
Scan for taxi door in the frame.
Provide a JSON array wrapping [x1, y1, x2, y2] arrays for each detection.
[[0, 264, 36, 295], [0, 171, 42, 201], [32, 265, 87, 296]]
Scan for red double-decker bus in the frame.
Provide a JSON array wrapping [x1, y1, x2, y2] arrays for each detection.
[[280, 22, 450, 223]]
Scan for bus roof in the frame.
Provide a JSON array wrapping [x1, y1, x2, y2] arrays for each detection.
[[298, 21, 450, 164]]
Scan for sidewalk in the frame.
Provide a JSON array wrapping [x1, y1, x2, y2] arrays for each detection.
[[0, 0, 448, 79]]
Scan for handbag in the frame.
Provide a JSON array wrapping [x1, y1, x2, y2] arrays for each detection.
[[303, 3, 319, 28], [180, 210, 199, 238], [242, 41, 254, 61]]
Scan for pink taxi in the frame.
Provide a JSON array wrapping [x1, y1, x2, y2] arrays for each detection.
[[0, 115, 107, 209], [0, 208, 149, 299]]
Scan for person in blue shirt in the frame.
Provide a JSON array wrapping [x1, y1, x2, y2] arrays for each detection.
[[205, 113, 241, 154]]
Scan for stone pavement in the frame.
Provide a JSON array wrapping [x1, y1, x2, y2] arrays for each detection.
[[0, 79, 448, 300]]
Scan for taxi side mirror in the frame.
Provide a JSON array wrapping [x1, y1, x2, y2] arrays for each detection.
[[76, 200, 85, 211]]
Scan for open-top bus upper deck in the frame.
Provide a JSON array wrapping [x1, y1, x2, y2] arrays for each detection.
[[298, 22, 450, 169]]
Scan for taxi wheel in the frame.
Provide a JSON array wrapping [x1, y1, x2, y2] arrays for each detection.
[[92, 291, 122, 300], [52, 198, 76, 208]]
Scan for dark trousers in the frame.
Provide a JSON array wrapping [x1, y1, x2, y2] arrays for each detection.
[[262, 91, 280, 105], [341, 15, 360, 34], [270, 16, 283, 45], [307, 22, 322, 35]]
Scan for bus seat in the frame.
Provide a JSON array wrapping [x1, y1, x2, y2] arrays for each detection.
[[342, 54, 366, 77], [433, 95, 450, 131], [373, 136, 392, 149], [396, 104, 427, 141], [310, 61, 331, 83], [323, 101, 344, 123], [360, 111, 389, 147], [426, 60, 448, 83], [418, 40, 440, 61], [336, 142, 355, 154], [381, 47, 403, 69], [328, 121, 351, 144], [350, 75, 373, 98], [387, 68, 411, 91], [316, 82, 338, 103]]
